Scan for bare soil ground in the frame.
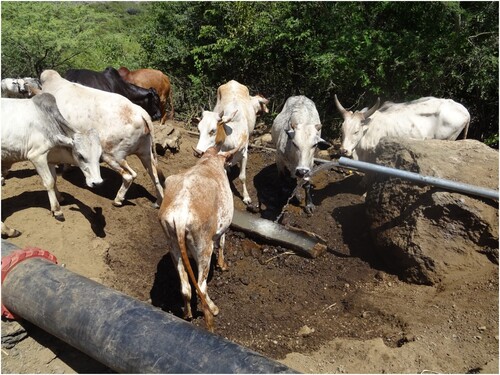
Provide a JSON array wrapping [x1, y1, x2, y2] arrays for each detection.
[[1, 121, 498, 374]]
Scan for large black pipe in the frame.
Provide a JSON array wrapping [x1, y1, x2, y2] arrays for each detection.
[[1, 240, 298, 374]]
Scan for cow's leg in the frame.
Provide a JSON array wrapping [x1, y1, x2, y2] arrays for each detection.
[[49, 163, 64, 204], [1, 162, 13, 185], [170, 251, 193, 320], [30, 155, 64, 219], [196, 243, 219, 321], [303, 181, 315, 214], [168, 89, 174, 120], [1, 222, 21, 238], [238, 149, 252, 205], [215, 234, 228, 271], [113, 160, 136, 206], [160, 98, 168, 125], [100, 156, 136, 206], [160, 110, 168, 125], [137, 148, 164, 208], [119, 159, 138, 179]]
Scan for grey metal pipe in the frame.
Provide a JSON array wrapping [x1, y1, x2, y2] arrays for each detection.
[[337, 156, 499, 201], [1, 240, 298, 374]]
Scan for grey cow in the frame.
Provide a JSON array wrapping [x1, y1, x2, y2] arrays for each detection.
[[271, 95, 330, 214]]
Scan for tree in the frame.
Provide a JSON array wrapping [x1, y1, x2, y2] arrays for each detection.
[[1, 2, 150, 77], [2, 2, 497, 146], [141, 2, 498, 144]]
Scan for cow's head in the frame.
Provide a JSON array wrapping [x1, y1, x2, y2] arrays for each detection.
[[334, 95, 380, 158], [251, 94, 270, 116], [286, 122, 330, 178], [71, 128, 103, 188], [54, 128, 103, 188], [201, 145, 239, 169], [193, 110, 238, 157]]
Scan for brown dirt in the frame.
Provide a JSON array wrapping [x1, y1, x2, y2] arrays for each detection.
[[1, 121, 498, 374]]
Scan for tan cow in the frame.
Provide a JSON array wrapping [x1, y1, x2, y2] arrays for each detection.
[[194, 80, 269, 205], [158, 146, 237, 332], [118, 67, 174, 125]]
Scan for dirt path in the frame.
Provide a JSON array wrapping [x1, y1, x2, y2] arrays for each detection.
[[1, 123, 498, 374]]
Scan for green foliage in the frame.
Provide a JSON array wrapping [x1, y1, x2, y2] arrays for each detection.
[[1, 1, 151, 76], [141, 2, 498, 143], [2, 1, 498, 145]]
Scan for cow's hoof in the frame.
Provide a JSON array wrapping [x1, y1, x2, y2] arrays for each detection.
[[10, 229, 21, 238], [304, 205, 315, 216], [246, 204, 260, 213], [210, 305, 220, 316], [217, 261, 229, 272], [54, 212, 65, 221], [112, 200, 123, 207], [243, 197, 252, 205], [152, 202, 160, 209], [2, 229, 21, 239]]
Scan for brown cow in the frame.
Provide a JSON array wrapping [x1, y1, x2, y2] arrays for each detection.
[[158, 146, 237, 332], [118, 67, 174, 124]]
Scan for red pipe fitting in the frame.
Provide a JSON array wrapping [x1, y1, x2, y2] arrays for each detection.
[[1, 247, 58, 319]]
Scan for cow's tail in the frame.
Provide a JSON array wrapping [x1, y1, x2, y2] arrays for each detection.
[[143, 114, 166, 186], [174, 217, 215, 331]]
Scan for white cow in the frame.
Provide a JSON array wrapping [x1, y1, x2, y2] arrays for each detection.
[[194, 80, 268, 205], [158, 146, 236, 332], [1, 93, 103, 236], [40, 69, 164, 207], [1, 78, 26, 98], [335, 95, 471, 162], [271, 95, 330, 214]]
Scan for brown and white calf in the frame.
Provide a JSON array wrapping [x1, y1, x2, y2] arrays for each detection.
[[194, 80, 269, 205], [158, 147, 236, 332]]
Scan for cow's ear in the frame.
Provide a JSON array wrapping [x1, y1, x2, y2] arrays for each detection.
[[222, 109, 238, 123], [317, 137, 331, 150], [191, 117, 201, 125], [54, 134, 74, 147]]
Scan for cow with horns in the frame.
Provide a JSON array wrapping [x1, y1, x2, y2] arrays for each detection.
[[334, 95, 471, 162], [271, 95, 330, 214]]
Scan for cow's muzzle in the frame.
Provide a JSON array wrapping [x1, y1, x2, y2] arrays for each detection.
[[295, 168, 310, 178], [192, 146, 204, 158], [340, 148, 351, 157]]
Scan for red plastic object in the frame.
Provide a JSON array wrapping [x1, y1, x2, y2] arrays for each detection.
[[1, 247, 58, 319]]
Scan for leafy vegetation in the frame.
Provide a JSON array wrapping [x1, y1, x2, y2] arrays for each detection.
[[2, 1, 498, 146]]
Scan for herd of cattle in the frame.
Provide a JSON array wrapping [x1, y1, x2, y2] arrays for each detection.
[[1, 67, 471, 331]]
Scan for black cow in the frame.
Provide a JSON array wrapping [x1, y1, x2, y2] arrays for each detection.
[[65, 67, 162, 121]]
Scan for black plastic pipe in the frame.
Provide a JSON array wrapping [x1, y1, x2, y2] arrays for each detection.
[[1, 240, 298, 374]]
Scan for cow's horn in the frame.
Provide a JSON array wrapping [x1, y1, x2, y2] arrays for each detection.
[[334, 95, 348, 117], [363, 97, 380, 119]]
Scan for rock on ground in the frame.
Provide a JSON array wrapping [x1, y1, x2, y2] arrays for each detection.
[[365, 138, 498, 285]]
